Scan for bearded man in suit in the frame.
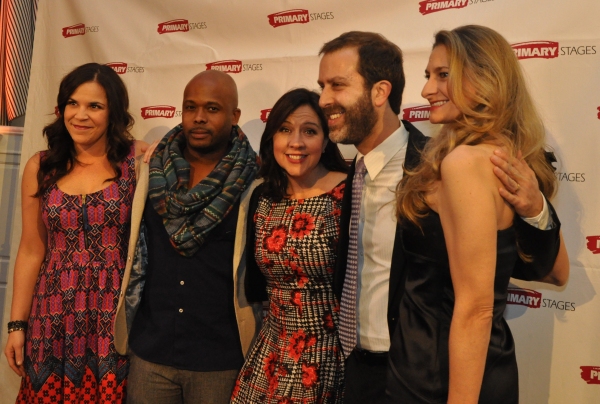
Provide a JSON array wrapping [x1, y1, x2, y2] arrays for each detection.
[[317, 31, 561, 404]]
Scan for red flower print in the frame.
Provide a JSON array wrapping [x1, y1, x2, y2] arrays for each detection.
[[231, 379, 241, 398], [264, 226, 287, 253], [285, 205, 295, 215], [242, 366, 253, 380], [301, 362, 319, 389], [290, 261, 308, 288], [290, 213, 315, 239], [264, 352, 279, 380], [322, 312, 335, 333], [288, 329, 317, 362], [270, 300, 281, 319], [277, 399, 293, 404], [331, 183, 345, 201], [290, 289, 303, 316]]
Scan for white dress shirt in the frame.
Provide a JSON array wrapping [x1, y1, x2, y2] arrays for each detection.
[[354, 124, 408, 352]]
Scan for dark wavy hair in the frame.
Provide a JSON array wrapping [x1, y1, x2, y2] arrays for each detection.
[[36, 62, 134, 196], [320, 31, 405, 114], [259, 88, 348, 200]]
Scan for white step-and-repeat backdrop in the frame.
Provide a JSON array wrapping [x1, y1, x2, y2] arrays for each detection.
[[1, 1, 599, 402]]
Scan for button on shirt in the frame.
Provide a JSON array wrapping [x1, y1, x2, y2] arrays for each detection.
[[128, 198, 244, 371], [355, 124, 409, 352]]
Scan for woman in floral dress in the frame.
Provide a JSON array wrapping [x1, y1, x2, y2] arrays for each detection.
[[4, 63, 147, 403], [231, 89, 348, 403]]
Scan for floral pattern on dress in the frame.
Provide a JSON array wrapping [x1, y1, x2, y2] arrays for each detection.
[[231, 181, 345, 403]]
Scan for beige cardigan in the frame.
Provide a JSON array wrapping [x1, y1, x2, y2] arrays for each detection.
[[113, 161, 262, 357]]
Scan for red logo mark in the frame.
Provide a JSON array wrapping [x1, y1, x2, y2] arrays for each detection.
[[402, 105, 431, 122], [62, 23, 86, 38], [580, 366, 600, 384], [260, 109, 272, 123], [205, 60, 243, 74], [140, 105, 176, 119], [157, 19, 189, 34], [268, 9, 310, 28], [506, 288, 541, 308], [106, 62, 128, 75], [511, 41, 559, 60], [586, 236, 600, 254], [419, 0, 468, 15]]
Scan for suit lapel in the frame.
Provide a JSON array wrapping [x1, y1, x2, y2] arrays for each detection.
[[333, 158, 355, 301]]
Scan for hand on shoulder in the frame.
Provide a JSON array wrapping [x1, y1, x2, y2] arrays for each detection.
[[134, 139, 151, 159]]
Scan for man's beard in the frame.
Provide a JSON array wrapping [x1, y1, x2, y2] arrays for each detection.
[[324, 89, 377, 146]]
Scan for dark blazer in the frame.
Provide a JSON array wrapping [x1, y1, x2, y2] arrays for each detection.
[[333, 120, 561, 338]]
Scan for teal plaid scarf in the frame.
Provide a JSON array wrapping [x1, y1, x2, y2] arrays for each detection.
[[148, 124, 258, 256]]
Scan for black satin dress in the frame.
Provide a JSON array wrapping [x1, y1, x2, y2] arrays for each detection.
[[386, 212, 519, 403]]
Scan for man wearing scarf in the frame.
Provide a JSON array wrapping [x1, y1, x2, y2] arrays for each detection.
[[113, 70, 262, 404]]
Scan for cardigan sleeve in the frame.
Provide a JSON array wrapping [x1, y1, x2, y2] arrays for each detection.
[[244, 184, 269, 303]]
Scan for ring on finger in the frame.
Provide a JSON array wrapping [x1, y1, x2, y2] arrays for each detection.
[[514, 183, 520, 192]]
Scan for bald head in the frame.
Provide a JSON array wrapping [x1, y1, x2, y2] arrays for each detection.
[[184, 70, 239, 109], [181, 70, 241, 158]]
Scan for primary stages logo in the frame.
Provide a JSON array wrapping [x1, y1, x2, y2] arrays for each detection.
[[206, 60, 243, 74], [267, 9, 334, 28], [62, 23, 99, 38], [419, 0, 467, 15], [268, 9, 309, 27], [402, 105, 431, 122], [580, 367, 600, 384], [586, 236, 600, 254], [581, 366, 600, 384], [506, 288, 575, 311], [141, 105, 176, 119], [260, 109, 272, 123], [157, 19, 207, 34], [511, 41, 559, 60], [106, 62, 144, 74], [555, 172, 585, 182], [205, 60, 263, 74], [506, 288, 541, 308]]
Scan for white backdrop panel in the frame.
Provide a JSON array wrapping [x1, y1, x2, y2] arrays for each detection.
[[1, 0, 599, 402]]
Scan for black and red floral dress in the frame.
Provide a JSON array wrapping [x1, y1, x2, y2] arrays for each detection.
[[232, 182, 345, 403]]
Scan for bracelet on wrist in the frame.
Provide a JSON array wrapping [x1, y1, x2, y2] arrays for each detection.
[[7, 320, 28, 333]]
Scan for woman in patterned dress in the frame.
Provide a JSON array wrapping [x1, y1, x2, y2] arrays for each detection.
[[231, 89, 348, 403], [4, 63, 148, 403]]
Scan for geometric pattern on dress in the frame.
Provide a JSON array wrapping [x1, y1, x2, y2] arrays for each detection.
[[339, 158, 366, 358], [231, 182, 346, 404], [17, 145, 136, 403]]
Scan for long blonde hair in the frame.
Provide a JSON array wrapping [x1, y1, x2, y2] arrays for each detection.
[[396, 25, 556, 225]]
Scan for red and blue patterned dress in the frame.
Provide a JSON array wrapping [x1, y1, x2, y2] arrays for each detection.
[[16, 146, 136, 403], [231, 182, 345, 404]]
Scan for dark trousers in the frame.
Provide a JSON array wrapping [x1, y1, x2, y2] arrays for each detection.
[[344, 348, 389, 404], [127, 353, 239, 404]]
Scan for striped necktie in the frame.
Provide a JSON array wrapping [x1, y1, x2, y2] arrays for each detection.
[[339, 157, 366, 358]]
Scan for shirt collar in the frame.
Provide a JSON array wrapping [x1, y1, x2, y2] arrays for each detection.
[[356, 122, 409, 180]]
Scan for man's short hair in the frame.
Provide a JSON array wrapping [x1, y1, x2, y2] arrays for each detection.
[[319, 31, 405, 115]]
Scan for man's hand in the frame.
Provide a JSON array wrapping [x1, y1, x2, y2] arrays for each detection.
[[141, 140, 160, 163], [491, 149, 544, 218]]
